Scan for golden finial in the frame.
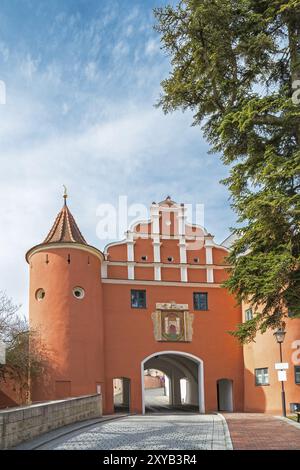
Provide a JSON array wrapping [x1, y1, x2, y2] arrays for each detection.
[[63, 185, 68, 205]]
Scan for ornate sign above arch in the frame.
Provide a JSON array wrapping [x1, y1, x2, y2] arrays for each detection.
[[151, 301, 194, 342]]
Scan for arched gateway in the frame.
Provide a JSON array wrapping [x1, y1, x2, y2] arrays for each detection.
[[141, 351, 205, 414]]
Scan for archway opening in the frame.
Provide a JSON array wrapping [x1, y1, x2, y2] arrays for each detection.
[[180, 377, 189, 404], [113, 377, 130, 413], [217, 379, 233, 412], [141, 352, 204, 414], [144, 368, 170, 411]]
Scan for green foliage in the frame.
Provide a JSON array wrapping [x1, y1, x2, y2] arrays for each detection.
[[154, 0, 300, 342]]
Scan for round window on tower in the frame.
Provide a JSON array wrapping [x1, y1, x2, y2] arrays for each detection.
[[73, 287, 85, 299], [35, 288, 45, 301]]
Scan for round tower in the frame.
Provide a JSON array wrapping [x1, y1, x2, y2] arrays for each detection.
[[26, 191, 105, 402]]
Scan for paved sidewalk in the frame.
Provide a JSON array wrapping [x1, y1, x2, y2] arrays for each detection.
[[223, 413, 300, 450], [16, 414, 232, 450]]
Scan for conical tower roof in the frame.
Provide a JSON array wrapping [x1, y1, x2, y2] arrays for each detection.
[[26, 188, 103, 263], [43, 201, 87, 245]]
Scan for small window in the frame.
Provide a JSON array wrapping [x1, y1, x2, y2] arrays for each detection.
[[167, 256, 174, 262], [255, 368, 269, 386], [35, 288, 45, 301], [193, 292, 208, 311], [73, 287, 85, 299], [295, 366, 300, 384], [193, 257, 199, 263], [141, 256, 147, 261], [131, 289, 146, 308], [245, 308, 253, 321]]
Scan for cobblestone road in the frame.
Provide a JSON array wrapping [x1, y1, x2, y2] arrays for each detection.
[[35, 414, 232, 450]]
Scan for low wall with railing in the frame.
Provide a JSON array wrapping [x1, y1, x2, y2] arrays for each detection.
[[0, 393, 102, 449]]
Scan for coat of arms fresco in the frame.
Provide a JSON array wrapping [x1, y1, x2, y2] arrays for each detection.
[[151, 302, 194, 342]]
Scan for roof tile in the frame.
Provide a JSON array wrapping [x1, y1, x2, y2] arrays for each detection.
[[43, 203, 87, 245]]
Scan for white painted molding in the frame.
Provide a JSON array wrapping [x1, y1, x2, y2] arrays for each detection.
[[104, 260, 227, 270], [26, 242, 104, 263], [128, 263, 135, 280], [181, 266, 188, 282], [150, 205, 160, 234], [179, 237, 187, 264], [101, 262, 108, 278], [177, 206, 186, 236], [127, 231, 135, 263], [103, 238, 127, 255], [205, 246, 213, 265], [102, 278, 222, 288], [152, 237, 161, 263], [154, 265, 161, 281], [207, 267, 214, 283], [127, 231, 135, 279]]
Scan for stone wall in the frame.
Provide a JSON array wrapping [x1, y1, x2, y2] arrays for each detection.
[[144, 376, 162, 389], [0, 393, 102, 449]]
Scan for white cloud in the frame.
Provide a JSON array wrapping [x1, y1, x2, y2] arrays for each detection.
[[0, 94, 232, 318], [0, 0, 235, 320], [62, 102, 70, 115], [125, 24, 133, 37], [145, 38, 160, 57], [113, 41, 130, 60], [0, 41, 9, 62], [20, 54, 39, 80], [84, 61, 99, 81]]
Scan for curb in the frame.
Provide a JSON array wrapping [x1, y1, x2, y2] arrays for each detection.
[[217, 413, 233, 450], [275, 415, 300, 430], [13, 414, 130, 450]]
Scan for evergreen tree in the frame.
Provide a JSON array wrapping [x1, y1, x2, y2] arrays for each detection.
[[154, 0, 300, 342]]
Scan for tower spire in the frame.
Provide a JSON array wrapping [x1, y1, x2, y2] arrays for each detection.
[[41, 188, 87, 245], [63, 185, 68, 206]]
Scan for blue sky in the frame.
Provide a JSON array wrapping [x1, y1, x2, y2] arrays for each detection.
[[0, 0, 235, 315]]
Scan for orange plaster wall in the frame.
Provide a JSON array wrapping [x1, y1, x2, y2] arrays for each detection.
[[213, 269, 229, 284], [107, 265, 128, 279], [159, 211, 178, 237], [187, 268, 207, 283], [161, 268, 181, 282], [102, 283, 244, 414], [185, 225, 205, 238], [160, 239, 180, 264], [134, 266, 154, 281], [243, 311, 300, 413], [213, 247, 228, 265], [107, 243, 127, 261], [0, 378, 22, 408], [134, 238, 154, 263], [135, 221, 151, 236], [186, 248, 206, 265], [29, 248, 105, 402]]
